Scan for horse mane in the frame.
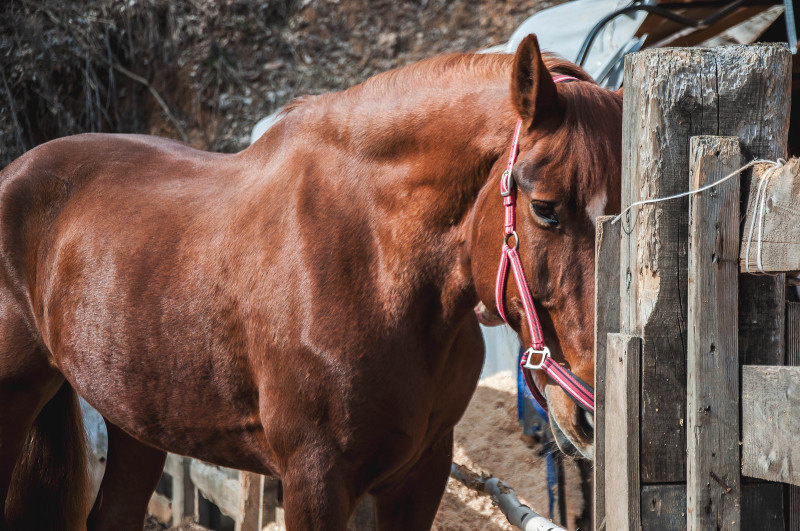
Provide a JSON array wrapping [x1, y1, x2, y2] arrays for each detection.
[[277, 50, 620, 208], [281, 51, 593, 113]]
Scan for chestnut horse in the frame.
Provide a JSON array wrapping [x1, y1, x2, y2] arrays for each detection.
[[0, 35, 621, 530]]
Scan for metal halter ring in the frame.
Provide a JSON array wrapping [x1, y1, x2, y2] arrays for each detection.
[[523, 346, 551, 370], [500, 169, 514, 197], [503, 230, 519, 249]]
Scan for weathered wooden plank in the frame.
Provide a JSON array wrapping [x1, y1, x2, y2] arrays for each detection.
[[641, 484, 685, 531], [740, 159, 800, 274], [260, 476, 284, 527], [788, 302, 800, 531], [593, 215, 620, 530], [687, 136, 741, 530], [620, 44, 791, 487], [739, 274, 786, 366], [742, 481, 786, 530], [164, 454, 194, 526], [641, 482, 786, 530], [604, 333, 641, 531], [742, 365, 800, 486], [190, 460, 242, 520], [237, 472, 261, 531]]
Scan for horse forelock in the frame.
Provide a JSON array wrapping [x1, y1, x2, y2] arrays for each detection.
[[534, 60, 622, 211]]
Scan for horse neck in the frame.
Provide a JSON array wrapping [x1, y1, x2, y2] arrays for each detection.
[[301, 75, 517, 325]]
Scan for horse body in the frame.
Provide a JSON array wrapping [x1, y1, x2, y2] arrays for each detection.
[[0, 37, 622, 530]]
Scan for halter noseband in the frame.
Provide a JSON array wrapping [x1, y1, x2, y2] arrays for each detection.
[[495, 74, 595, 414]]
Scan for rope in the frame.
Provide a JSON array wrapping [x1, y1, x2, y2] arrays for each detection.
[[743, 161, 785, 274], [611, 158, 787, 274]]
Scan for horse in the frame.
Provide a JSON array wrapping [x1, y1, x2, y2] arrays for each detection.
[[0, 35, 621, 530]]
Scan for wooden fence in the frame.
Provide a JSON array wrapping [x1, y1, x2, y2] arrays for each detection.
[[147, 454, 376, 530], [594, 43, 800, 530], [147, 454, 281, 530]]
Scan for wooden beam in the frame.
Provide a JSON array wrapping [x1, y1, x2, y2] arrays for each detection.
[[742, 365, 800, 486], [190, 460, 242, 521], [620, 44, 791, 488], [740, 159, 800, 274], [593, 215, 621, 530], [604, 333, 641, 531], [687, 136, 741, 530]]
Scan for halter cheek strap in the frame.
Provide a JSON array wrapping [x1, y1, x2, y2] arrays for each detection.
[[495, 74, 595, 414]]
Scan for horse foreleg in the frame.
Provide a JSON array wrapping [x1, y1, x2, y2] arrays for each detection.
[[281, 449, 354, 531], [372, 431, 453, 531], [87, 420, 166, 531]]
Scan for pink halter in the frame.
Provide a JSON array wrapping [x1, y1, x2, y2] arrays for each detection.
[[495, 74, 595, 414]]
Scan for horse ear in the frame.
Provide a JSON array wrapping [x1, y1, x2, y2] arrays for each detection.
[[511, 34, 559, 125]]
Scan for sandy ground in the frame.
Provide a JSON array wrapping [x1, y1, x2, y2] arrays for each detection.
[[433, 371, 583, 530]]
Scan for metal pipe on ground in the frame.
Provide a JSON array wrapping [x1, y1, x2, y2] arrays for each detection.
[[450, 463, 566, 531]]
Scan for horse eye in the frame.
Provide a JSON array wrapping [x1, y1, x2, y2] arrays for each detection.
[[530, 201, 559, 226]]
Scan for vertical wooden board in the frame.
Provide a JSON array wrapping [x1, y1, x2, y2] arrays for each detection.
[[260, 476, 283, 526], [165, 454, 194, 526], [237, 472, 261, 531], [620, 44, 791, 486], [604, 333, 641, 531], [739, 275, 786, 366], [789, 302, 800, 366], [593, 215, 621, 530], [742, 482, 786, 530], [788, 302, 800, 531], [641, 484, 685, 531], [686, 136, 741, 530], [742, 365, 800, 485]]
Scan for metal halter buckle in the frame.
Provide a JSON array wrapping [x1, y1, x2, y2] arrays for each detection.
[[523, 346, 551, 370], [500, 169, 514, 197], [503, 230, 519, 250]]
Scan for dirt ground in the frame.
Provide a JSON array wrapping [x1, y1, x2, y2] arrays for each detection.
[[433, 371, 583, 531]]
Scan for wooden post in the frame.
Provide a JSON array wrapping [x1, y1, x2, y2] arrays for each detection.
[[687, 136, 741, 530], [593, 215, 621, 530], [237, 472, 261, 531], [604, 333, 641, 531], [260, 476, 284, 527], [619, 44, 790, 524], [164, 454, 194, 526]]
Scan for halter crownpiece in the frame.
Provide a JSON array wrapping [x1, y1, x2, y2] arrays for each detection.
[[494, 74, 595, 414]]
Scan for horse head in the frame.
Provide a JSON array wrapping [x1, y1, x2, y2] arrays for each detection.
[[470, 35, 622, 457]]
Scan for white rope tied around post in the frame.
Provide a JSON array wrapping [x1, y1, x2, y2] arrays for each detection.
[[611, 158, 786, 274], [743, 160, 786, 274]]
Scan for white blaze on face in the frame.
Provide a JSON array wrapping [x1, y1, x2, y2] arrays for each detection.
[[586, 192, 607, 227]]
